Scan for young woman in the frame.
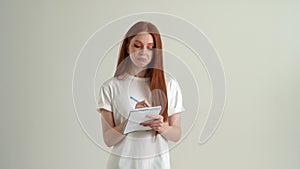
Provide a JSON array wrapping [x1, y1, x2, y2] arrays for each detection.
[[98, 21, 184, 169]]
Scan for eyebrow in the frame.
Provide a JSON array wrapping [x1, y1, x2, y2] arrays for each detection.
[[134, 40, 154, 45]]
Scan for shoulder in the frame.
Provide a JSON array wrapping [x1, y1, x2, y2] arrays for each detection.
[[101, 74, 129, 88], [101, 77, 114, 89]]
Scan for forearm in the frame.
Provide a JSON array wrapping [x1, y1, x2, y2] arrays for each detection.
[[159, 124, 181, 142], [103, 121, 127, 147]]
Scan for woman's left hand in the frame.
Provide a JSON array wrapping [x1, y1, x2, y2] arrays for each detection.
[[140, 114, 168, 133]]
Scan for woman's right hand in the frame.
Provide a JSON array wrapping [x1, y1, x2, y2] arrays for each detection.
[[135, 100, 151, 108]]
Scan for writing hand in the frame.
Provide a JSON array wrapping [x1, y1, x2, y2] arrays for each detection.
[[135, 100, 151, 108]]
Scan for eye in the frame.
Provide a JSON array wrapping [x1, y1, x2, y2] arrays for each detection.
[[134, 43, 142, 48], [147, 45, 154, 50]]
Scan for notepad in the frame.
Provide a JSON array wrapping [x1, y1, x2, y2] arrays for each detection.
[[122, 106, 162, 135]]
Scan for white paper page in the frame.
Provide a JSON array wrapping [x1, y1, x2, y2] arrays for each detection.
[[123, 106, 161, 134]]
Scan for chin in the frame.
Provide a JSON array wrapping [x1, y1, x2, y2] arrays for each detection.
[[135, 62, 150, 69]]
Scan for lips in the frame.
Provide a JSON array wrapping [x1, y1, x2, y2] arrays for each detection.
[[136, 57, 148, 62]]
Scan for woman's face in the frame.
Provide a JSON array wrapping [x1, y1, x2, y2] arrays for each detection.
[[127, 32, 154, 69]]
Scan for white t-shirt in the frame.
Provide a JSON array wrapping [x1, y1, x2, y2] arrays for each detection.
[[98, 73, 185, 169]]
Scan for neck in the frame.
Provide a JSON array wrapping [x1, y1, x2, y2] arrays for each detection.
[[128, 64, 148, 78]]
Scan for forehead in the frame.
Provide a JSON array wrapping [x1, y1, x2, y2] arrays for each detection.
[[131, 32, 154, 44]]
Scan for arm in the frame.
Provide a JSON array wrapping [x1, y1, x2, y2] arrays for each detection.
[[141, 113, 181, 142], [160, 113, 181, 142], [99, 108, 127, 147]]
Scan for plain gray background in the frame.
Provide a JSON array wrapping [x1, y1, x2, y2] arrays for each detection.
[[1, 0, 299, 169]]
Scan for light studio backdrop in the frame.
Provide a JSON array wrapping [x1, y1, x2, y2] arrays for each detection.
[[1, 1, 299, 169]]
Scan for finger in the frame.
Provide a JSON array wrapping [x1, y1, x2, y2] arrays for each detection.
[[146, 114, 163, 120], [139, 100, 151, 107], [152, 126, 161, 131], [143, 100, 151, 107], [141, 118, 154, 123], [135, 100, 150, 108], [140, 120, 153, 126], [150, 121, 163, 127], [135, 104, 145, 108], [140, 123, 150, 127], [140, 122, 150, 126], [135, 103, 146, 108], [140, 120, 162, 127], [150, 123, 163, 127], [151, 120, 163, 124]]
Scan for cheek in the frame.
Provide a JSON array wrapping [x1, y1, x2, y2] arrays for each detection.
[[148, 55, 154, 64], [150, 51, 154, 58], [149, 54, 153, 60], [128, 46, 138, 54]]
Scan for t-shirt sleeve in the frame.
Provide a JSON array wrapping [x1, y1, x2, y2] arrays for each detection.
[[97, 81, 113, 112], [168, 78, 185, 116]]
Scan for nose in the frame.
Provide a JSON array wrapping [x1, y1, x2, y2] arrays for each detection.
[[140, 46, 147, 54]]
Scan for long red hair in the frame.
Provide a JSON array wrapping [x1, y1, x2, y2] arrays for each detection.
[[114, 21, 168, 122]]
